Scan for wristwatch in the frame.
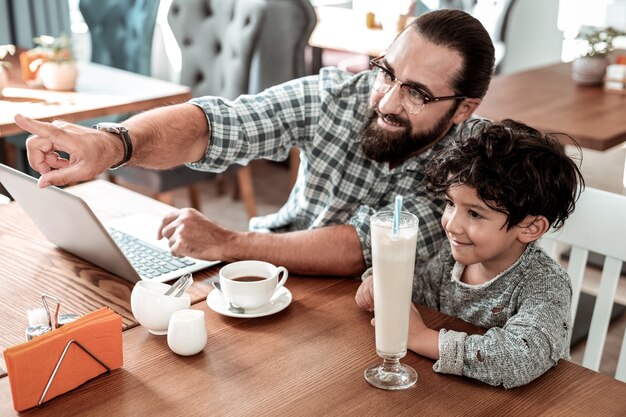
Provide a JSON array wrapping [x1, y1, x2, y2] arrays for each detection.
[[92, 122, 133, 169]]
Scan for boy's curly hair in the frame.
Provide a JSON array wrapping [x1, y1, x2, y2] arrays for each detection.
[[424, 119, 585, 230]]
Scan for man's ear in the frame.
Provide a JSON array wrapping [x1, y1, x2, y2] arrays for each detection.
[[517, 216, 550, 243], [452, 98, 481, 125]]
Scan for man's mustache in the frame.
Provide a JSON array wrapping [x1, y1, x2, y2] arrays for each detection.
[[374, 110, 411, 131]]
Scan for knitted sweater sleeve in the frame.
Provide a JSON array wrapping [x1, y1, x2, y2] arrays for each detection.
[[433, 267, 572, 389]]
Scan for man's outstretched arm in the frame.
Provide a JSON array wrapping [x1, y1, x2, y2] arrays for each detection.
[[16, 103, 209, 187]]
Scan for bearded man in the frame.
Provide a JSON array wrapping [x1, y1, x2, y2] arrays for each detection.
[[17, 9, 494, 277]]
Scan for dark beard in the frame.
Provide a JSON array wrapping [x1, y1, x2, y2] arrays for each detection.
[[361, 105, 457, 163]]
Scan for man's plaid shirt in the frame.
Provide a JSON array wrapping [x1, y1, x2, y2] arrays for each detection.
[[189, 68, 473, 269]]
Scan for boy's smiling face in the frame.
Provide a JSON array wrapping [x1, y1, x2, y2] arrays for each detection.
[[441, 184, 529, 278]]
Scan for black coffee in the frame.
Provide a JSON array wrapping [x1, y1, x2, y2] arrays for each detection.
[[232, 276, 267, 282]]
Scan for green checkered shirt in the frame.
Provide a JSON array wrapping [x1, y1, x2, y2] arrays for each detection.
[[189, 68, 474, 269]]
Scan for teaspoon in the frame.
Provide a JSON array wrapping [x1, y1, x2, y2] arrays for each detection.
[[211, 282, 246, 315]]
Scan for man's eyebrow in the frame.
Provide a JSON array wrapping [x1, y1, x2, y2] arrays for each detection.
[[380, 58, 434, 96]]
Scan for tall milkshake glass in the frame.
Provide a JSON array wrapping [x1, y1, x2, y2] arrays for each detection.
[[364, 210, 419, 390]]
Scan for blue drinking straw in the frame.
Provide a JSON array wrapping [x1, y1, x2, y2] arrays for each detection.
[[392, 195, 403, 238]]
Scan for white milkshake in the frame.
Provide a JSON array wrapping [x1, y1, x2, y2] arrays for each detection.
[[371, 211, 419, 358]]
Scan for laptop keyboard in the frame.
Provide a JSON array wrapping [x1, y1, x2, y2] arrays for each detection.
[[108, 228, 196, 279]]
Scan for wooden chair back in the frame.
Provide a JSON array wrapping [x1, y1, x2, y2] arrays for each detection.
[[540, 187, 626, 381]]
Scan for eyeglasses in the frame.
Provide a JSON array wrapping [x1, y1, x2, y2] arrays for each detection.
[[369, 56, 466, 115]]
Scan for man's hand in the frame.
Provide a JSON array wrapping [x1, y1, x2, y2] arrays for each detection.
[[14, 114, 120, 187], [158, 208, 235, 261], [158, 213, 365, 276], [355, 274, 375, 312]]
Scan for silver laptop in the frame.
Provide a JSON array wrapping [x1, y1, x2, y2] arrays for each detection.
[[0, 163, 218, 283]]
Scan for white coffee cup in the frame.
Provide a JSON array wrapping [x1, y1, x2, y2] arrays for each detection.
[[219, 260, 288, 310], [167, 309, 207, 356]]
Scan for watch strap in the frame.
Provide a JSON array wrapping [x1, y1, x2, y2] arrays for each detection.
[[111, 126, 133, 169], [92, 124, 133, 169]]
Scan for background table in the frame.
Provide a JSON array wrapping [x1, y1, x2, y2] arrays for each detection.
[[478, 62, 626, 152], [308, 6, 399, 73], [309, 7, 395, 58], [0, 55, 192, 181], [0, 59, 191, 137]]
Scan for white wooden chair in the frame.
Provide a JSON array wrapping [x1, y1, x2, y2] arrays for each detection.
[[470, 0, 516, 71], [539, 187, 626, 381]]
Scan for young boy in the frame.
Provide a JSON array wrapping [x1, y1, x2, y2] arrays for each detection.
[[355, 119, 585, 389]]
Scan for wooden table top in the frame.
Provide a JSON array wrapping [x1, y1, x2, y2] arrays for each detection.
[[1, 276, 625, 416], [478, 62, 626, 151], [308, 7, 505, 66], [1, 181, 625, 416], [0, 181, 219, 376], [309, 6, 396, 57], [0, 56, 191, 137]]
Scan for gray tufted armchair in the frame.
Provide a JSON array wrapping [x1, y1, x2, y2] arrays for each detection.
[[248, 0, 316, 94], [247, 0, 317, 187], [93, 0, 263, 218], [156, 0, 269, 218], [168, 0, 266, 100]]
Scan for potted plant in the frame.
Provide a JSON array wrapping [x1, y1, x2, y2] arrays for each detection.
[[572, 25, 626, 85], [33, 34, 78, 91], [0, 44, 16, 95]]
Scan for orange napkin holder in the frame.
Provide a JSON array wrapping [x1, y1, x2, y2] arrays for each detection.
[[3, 307, 123, 412]]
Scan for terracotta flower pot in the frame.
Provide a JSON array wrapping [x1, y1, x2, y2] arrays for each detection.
[[571, 56, 609, 85]]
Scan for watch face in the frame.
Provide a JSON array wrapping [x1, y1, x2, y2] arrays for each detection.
[[96, 122, 121, 129], [95, 122, 127, 133]]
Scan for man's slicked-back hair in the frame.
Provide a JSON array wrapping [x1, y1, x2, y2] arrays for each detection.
[[408, 9, 495, 99]]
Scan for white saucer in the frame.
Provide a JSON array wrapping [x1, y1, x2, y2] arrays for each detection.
[[206, 286, 292, 318]]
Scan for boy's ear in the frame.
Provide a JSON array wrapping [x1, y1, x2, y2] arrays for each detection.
[[517, 216, 550, 243]]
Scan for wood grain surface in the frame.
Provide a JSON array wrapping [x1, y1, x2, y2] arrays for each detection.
[[0, 181, 219, 376], [1, 277, 625, 416], [478, 62, 626, 151], [0, 54, 191, 137], [309, 7, 394, 57], [2, 181, 625, 416]]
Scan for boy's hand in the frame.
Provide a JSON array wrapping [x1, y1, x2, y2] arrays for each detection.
[[355, 275, 374, 312], [407, 304, 440, 359], [408, 304, 426, 336]]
